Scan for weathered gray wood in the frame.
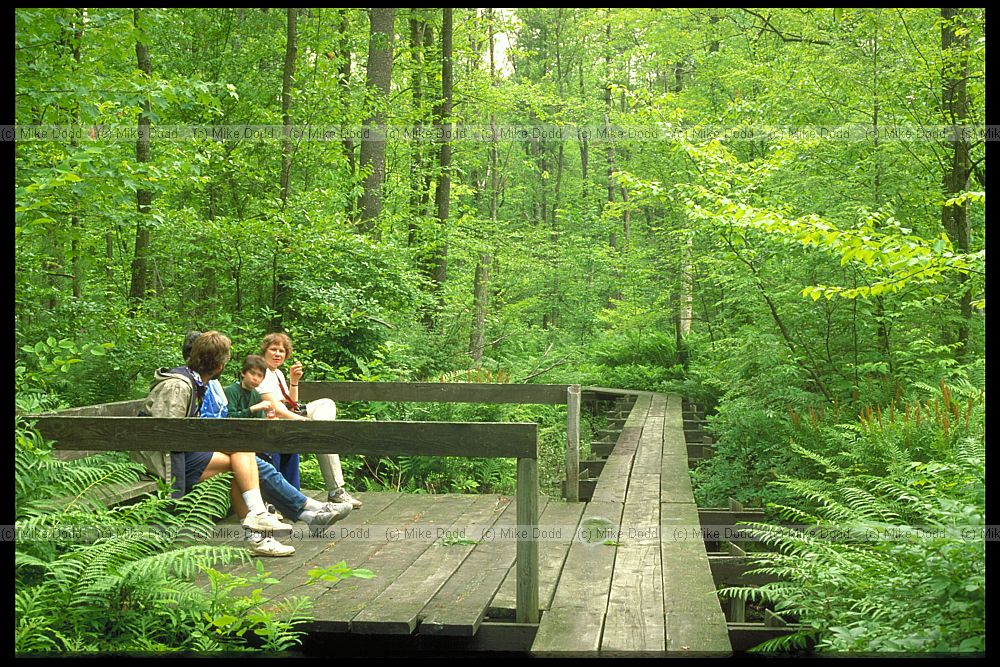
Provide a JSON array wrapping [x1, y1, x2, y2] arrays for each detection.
[[729, 597, 746, 623], [602, 404, 664, 651], [351, 494, 507, 634], [660, 500, 731, 653], [664, 610, 732, 654], [221, 492, 404, 595], [308, 494, 477, 633], [299, 381, 570, 405], [419, 496, 549, 636], [661, 455, 694, 503], [39, 399, 146, 417], [708, 556, 779, 587], [565, 385, 580, 502], [531, 608, 606, 652], [35, 416, 537, 459], [489, 499, 587, 615], [40, 399, 147, 464], [579, 459, 606, 477], [516, 457, 539, 624], [531, 500, 625, 652]]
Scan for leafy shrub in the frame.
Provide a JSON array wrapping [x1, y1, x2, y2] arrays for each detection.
[[721, 387, 985, 653]]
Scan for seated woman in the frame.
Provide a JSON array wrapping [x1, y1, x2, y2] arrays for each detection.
[[256, 332, 362, 508]]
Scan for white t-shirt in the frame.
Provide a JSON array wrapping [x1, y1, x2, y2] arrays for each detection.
[[256, 367, 289, 403]]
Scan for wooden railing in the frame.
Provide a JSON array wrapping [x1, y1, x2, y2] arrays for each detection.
[[30, 381, 589, 624]]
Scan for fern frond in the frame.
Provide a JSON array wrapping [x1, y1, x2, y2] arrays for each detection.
[[119, 544, 248, 582]]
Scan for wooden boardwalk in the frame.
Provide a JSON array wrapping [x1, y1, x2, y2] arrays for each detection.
[[216, 390, 731, 655]]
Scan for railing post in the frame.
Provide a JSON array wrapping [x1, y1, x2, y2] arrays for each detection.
[[565, 384, 581, 502], [516, 456, 539, 624]]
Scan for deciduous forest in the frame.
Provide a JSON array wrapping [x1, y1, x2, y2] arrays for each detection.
[[15, 8, 984, 654]]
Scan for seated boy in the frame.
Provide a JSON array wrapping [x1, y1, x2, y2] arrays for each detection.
[[223, 354, 353, 530], [223, 355, 274, 419]]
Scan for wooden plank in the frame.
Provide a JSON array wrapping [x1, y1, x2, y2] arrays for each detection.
[[531, 608, 606, 652], [565, 385, 580, 502], [39, 399, 146, 417], [588, 435, 637, 503], [664, 610, 731, 654], [602, 405, 664, 651], [531, 500, 624, 652], [661, 455, 694, 504], [516, 457, 540, 624], [602, 544, 664, 651], [660, 501, 731, 653], [222, 492, 405, 594], [307, 493, 476, 632], [708, 556, 779, 587], [419, 496, 550, 636], [299, 381, 570, 405], [489, 499, 587, 614], [351, 494, 508, 634], [35, 416, 537, 459]]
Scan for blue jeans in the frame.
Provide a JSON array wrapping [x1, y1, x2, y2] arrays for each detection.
[[262, 452, 300, 489], [256, 456, 309, 520]]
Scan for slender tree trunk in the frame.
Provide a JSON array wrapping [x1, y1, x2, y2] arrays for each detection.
[[470, 9, 498, 363], [941, 7, 972, 354], [279, 7, 297, 207], [430, 7, 452, 299], [579, 59, 589, 190], [408, 11, 427, 246], [70, 9, 83, 300], [269, 8, 298, 330], [359, 7, 395, 235], [338, 10, 356, 221], [128, 8, 153, 305]]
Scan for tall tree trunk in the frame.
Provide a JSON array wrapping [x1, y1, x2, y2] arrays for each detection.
[[128, 8, 153, 305], [429, 7, 452, 311], [338, 10, 357, 222], [579, 59, 589, 191], [279, 7, 297, 206], [270, 8, 298, 330], [359, 7, 395, 235], [408, 11, 428, 246], [941, 7, 973, 354], [470, 9, 498, 363], [70, 9, 83, 300]]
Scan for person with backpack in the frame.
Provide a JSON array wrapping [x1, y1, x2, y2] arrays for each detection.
[[139, 332, 351, 557]]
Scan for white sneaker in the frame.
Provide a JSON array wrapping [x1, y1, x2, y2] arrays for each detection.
[[247, 534, 295, 557], [304, 501, 353, 537], [328, 487, 363, 509], [243, 511, 294, 537]]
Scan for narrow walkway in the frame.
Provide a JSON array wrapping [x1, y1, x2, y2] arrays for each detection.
[[530, 391, 730, 654], [214, 391, 730, 654]]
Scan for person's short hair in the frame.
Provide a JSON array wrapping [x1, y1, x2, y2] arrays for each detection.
[[188, 331, 231, 378], [182, 330, 203, 361], [260, 332, 293, 359], [242, 354, 268, 376]]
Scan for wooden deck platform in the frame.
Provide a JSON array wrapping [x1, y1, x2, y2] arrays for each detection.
[[215, 391, 731, 655]]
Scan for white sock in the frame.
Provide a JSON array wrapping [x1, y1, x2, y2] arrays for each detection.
[[242, 489, 267, 516], [303, 497, 325, 512]]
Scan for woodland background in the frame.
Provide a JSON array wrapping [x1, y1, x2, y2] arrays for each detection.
[[15, 8, 984, 653]]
